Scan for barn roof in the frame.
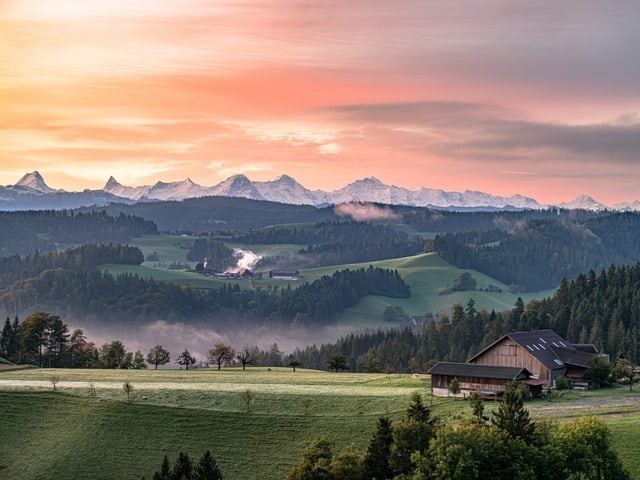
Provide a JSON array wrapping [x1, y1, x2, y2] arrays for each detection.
[[467, 329, 595, 371], [428, 362, 531, 380]]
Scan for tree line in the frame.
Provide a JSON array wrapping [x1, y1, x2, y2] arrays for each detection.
[[428, 212, 640, 291], [0, 209, 156, 256], [293, 260, 640, 371], [286, 385, 628, 480], [0, 246, 410, 326]]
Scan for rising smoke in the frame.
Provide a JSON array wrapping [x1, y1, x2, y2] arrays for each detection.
[[227, 248, 262, 273]]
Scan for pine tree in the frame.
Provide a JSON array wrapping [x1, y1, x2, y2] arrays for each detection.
[[363, 417, 393, 480], [491, 380, 535, 443], [193, 450, 223, 480]]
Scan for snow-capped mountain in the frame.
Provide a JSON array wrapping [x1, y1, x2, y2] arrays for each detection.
[[14, 171, 58, 194], [103, 176, 149, 200], [1, 170, 635, 212], [557, 195, 609, 211]]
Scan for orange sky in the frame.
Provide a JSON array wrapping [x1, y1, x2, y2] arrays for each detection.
[[1, 0, 640, 205]]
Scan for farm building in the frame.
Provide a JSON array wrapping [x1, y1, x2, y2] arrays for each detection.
[[268, 269, 300, 280], [429, 362, 540, 399], [428, 329, 599, 398]]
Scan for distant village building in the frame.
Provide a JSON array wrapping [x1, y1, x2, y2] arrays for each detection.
[[428, 329, 599, 398], [268, 269, 300, 280]]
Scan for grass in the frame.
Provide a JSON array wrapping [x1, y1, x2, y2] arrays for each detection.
[[2, 369, 640, 479], [122, 232, 556, 323], [0, 368, 423, 480]]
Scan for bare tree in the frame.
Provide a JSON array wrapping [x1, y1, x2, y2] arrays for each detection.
[[122, 381, 134, 402], [241, 388, 256, 412], [236, 345, 256, 371], [208, 342, 235, 371]]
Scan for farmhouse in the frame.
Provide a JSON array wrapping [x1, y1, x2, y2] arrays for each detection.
[[428, 329, 598, 398]]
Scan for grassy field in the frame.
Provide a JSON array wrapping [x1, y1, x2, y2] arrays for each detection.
[[1, 368, 639, 480], [121, 232, 554, 323]]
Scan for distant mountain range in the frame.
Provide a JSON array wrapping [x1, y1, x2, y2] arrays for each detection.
[[0, 171, 635, 212]]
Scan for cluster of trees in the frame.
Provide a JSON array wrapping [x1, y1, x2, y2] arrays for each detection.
[[0, 210, 156, 256], [146, 450, 223, 480], [428, 212, 640, 291], [186, 238, 234, 269], [286, 385, 629, 480], [0, 243, 144, 292], [0, 312, 147, 368]]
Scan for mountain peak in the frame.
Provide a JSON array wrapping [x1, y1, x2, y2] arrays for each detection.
[[15, 171, 55, 193], [104, 176, 121, 189]]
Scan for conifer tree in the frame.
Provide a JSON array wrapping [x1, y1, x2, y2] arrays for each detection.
[[491, 380, 535, 443], [363, 417, 393, 480], [193, 450, 223, 480]]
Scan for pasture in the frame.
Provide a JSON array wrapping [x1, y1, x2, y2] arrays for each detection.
[[1, 368, 639, 479], [119, 231, 555, 322]]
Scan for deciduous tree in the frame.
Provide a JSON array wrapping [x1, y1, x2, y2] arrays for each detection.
[[147, 344, 171, 370], [176, 348, 196, 370], [207, 342, 234, 371]]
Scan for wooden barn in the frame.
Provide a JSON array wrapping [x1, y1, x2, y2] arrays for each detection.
[[428, 329, 598, 398], [429, 362, 536, 399]]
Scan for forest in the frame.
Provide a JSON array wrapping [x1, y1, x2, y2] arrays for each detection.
[[291, 263, 640, 371], [0, 210, 156, 256], [429, 212, 640, 291], [0, 243, 410, 326]]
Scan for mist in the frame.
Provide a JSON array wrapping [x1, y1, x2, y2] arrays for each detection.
[[334, 202, 401, 222], [67, 316, 363, 369]]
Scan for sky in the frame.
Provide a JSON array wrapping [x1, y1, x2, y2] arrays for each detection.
[[1, 0, 640, 205]]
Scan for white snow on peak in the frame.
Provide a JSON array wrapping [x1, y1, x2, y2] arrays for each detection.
[[557, 195, 609, 211], [15, 171, 56, 194]]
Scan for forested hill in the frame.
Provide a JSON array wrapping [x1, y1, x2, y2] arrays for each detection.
[[292, 263, 640, 372], [79, 196, 340, 232], [0, 210, 157, 256], [0, 242, 410, 327], [428, 212, 640, 291]]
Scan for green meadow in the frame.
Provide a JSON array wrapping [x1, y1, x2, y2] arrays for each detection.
[[1, 368, 639, 480], [113, 232, 555, 324]]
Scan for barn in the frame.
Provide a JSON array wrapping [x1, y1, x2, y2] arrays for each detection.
[[428, 329, 598, 398]]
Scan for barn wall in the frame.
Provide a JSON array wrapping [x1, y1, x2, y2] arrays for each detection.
[[470, 338, 551, 382]]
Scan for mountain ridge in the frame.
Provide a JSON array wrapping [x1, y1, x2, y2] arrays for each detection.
[[0, 170, 634, 212]]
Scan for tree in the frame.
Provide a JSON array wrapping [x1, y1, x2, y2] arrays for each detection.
[[236, 345, 256, 371], [193, 450, 223, 480], [449, 377, 460, 397], [147, 344, 171, 370], [288, 359, 302, 372], [326, 353, 349, 372], [122, 381, 133, 402], [241, 388, 256, 412], [133, 350, 147, 369], [585, 356, 613, 388], [491, 380, 535, 443], [613, 357, 635, 390], [19, 312, 54, 367], [285, 436, 334, 480], [469, 391, 486, 424], [363, 417, 393, 480], [152, 455, 172, 480], [176, 348, 196, 370], [99, 340, 128, 369], [207, 342, 234, 371], [172, 451, 193, 480], [0, 316, 20, 363], [556, 415, 630, 480]]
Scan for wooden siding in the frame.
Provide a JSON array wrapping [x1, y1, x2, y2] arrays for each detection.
[[469, 337, 556, 382], [432, 373, 509, 393]]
